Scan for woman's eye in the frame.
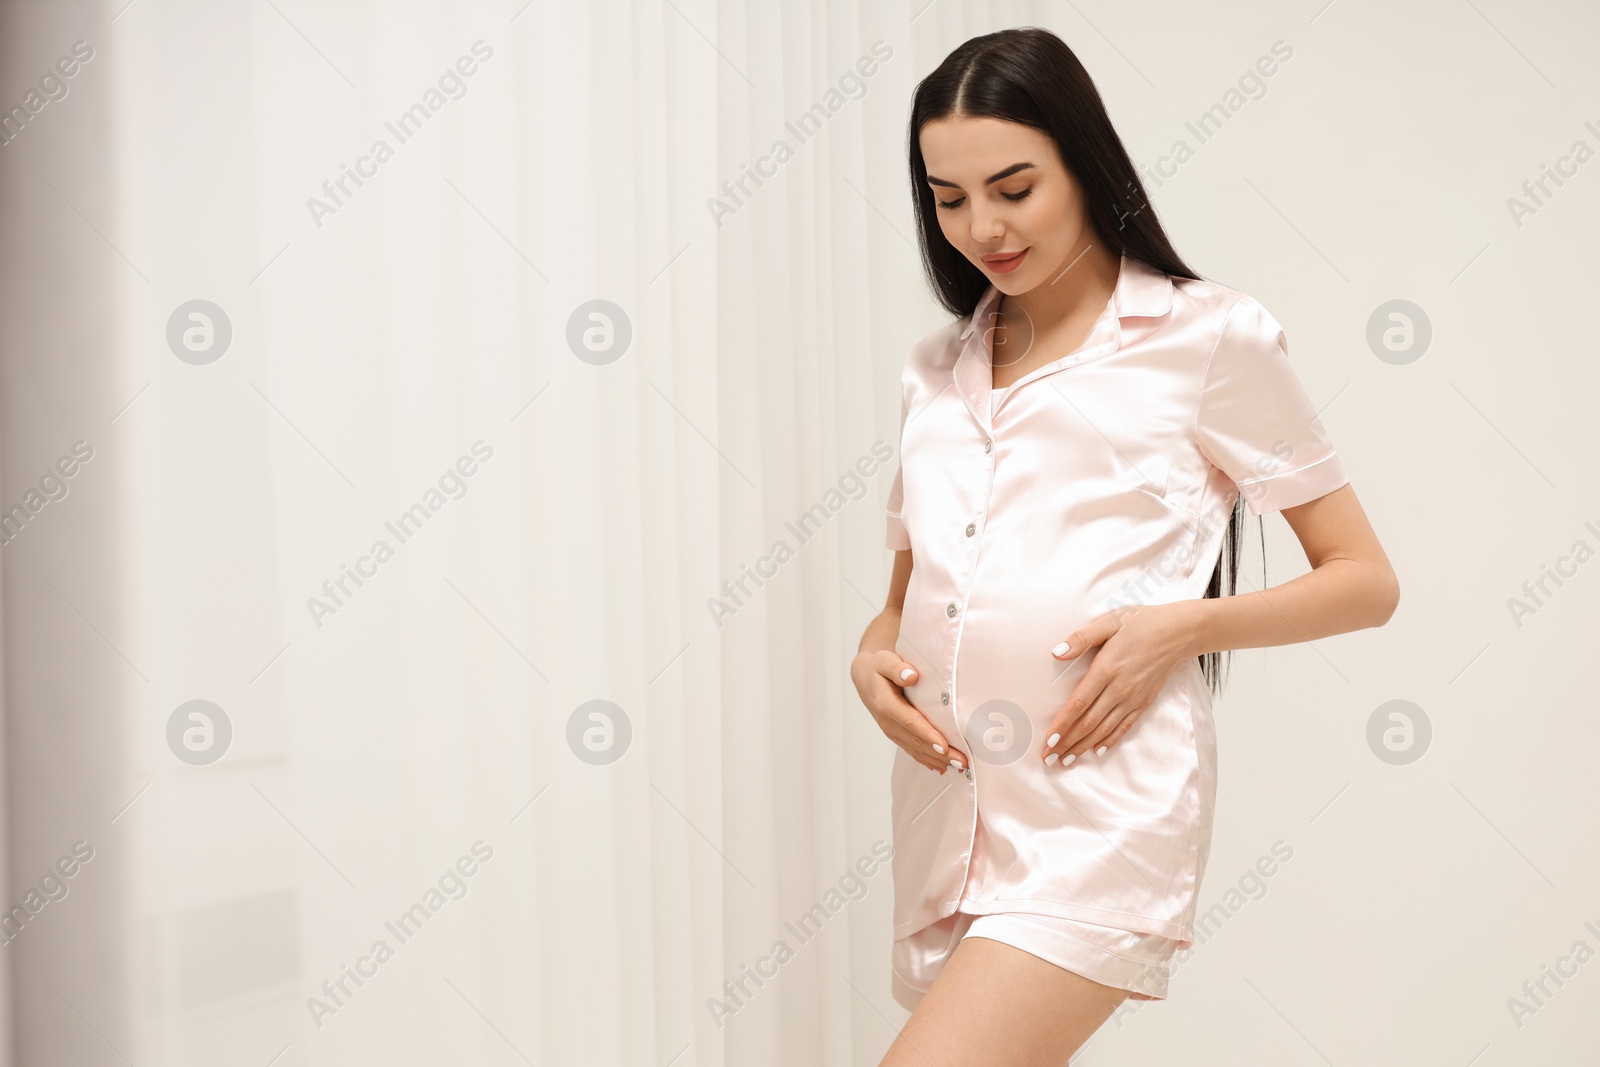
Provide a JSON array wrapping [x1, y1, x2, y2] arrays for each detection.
[[1002, 188, 1032, 202], [935, 196, 965, 209]]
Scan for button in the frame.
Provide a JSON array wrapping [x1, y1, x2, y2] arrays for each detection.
[[946, 602, 957, 617], [940, 690, 950, 705], [983, 439, 992, 453], [964, 767, 972, 781], [965, 522, 976, 537]]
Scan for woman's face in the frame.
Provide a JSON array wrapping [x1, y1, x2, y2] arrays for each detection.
[[919, 115, 1094, 294]]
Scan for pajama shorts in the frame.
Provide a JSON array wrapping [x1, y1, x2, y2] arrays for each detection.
[[890, 823, 1178, 1011], [891, 908, 1176, 1012]]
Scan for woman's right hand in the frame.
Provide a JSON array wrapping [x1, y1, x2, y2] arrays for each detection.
[[851, 650, 969, 775]]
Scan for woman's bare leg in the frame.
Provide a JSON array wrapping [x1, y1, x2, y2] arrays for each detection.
[[879, 934, 1128, 1067]]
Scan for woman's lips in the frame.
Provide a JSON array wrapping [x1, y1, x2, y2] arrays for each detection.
[[980, 248, 1029, 274]]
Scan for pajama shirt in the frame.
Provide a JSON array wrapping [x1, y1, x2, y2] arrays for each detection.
[[883, 254, 1347, 1005]]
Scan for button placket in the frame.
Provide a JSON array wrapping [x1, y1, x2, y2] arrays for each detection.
[[940, 310, 1012, 888], [928, 266, 1195, 920], [945, 431, 997, 793]]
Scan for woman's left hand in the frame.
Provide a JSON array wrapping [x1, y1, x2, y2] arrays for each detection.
[[1040, 602, 1198, 766]]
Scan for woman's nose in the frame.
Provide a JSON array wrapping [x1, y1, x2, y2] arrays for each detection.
[[967, 202, 1007, 243], [970, 215, 1005, 244]]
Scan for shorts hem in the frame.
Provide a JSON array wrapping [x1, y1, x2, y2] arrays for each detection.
[[962, 914, 1171, 1001], [892, 908, 1176, 1009], [898, 896, 1192, 945]]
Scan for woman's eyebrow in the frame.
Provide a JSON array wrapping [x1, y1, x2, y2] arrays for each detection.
[[926, 162, 1037, 188]]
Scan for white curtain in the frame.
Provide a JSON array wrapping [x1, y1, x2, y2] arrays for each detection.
[[1, 1, 933, 1063], [3, 1, 1597, 1065]]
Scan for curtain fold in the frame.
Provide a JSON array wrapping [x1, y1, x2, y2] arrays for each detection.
[[0, 1, 927, 1063]]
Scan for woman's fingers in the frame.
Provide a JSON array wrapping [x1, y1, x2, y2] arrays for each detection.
[[1045, 696, 1144, 766], [892, 698, 968, 772], [898, 706, 968, 773], [1092, 709, 1142, 753], [1041, 666, 1113, 762], [1070, 700, 1124, 758], [880, 655, 919, 688], [866, 654, 973, 773], [1050, 611, 1122, 661]]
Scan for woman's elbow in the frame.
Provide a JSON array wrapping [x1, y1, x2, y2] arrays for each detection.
[[1370, 565, 1401, 627]]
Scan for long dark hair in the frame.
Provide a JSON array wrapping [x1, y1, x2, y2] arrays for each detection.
[[907, 26, 1258, 696]]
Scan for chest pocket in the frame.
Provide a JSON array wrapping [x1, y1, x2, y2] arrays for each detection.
[[1054, 425, 1207, 552], [1132, 467, 1198, 521], [1132, 461, 1215, 576]]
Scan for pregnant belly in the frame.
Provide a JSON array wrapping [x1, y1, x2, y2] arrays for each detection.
[[895, 576, 1096, 762], [897, 569, 1211, 774]]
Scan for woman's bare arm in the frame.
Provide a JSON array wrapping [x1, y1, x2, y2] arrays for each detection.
[[1040, 482, 1399, 762], [1180, 482, 1399, 658], [859, 548, 914, 647]]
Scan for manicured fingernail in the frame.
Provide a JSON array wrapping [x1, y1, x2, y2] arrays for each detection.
[[900, 667, 914, 681], [1052, 642, 1070, 656], [933, 744, 945, 754], [1044, 752, 1059, 766], [948, 758, 962, 771], [1062, 753, 1076, 766], [1047, 732, 1060, 747], [1096, 745, 1108, 756]]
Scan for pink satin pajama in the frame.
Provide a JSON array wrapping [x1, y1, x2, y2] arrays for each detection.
[[883, 255, 1347, 1006]]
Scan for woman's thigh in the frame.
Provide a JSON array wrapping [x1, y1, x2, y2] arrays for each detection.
[[879, 934, 1128, 1067]]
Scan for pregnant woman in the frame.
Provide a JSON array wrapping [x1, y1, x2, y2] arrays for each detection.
[[850, 27, 1399, 1065]]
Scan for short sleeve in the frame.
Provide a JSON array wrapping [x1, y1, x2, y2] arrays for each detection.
[[885, 392, 911, 550], [1196, 295, 1349, 516]]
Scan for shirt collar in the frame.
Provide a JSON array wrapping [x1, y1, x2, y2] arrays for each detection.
[[957, 253, 1173, 340]]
